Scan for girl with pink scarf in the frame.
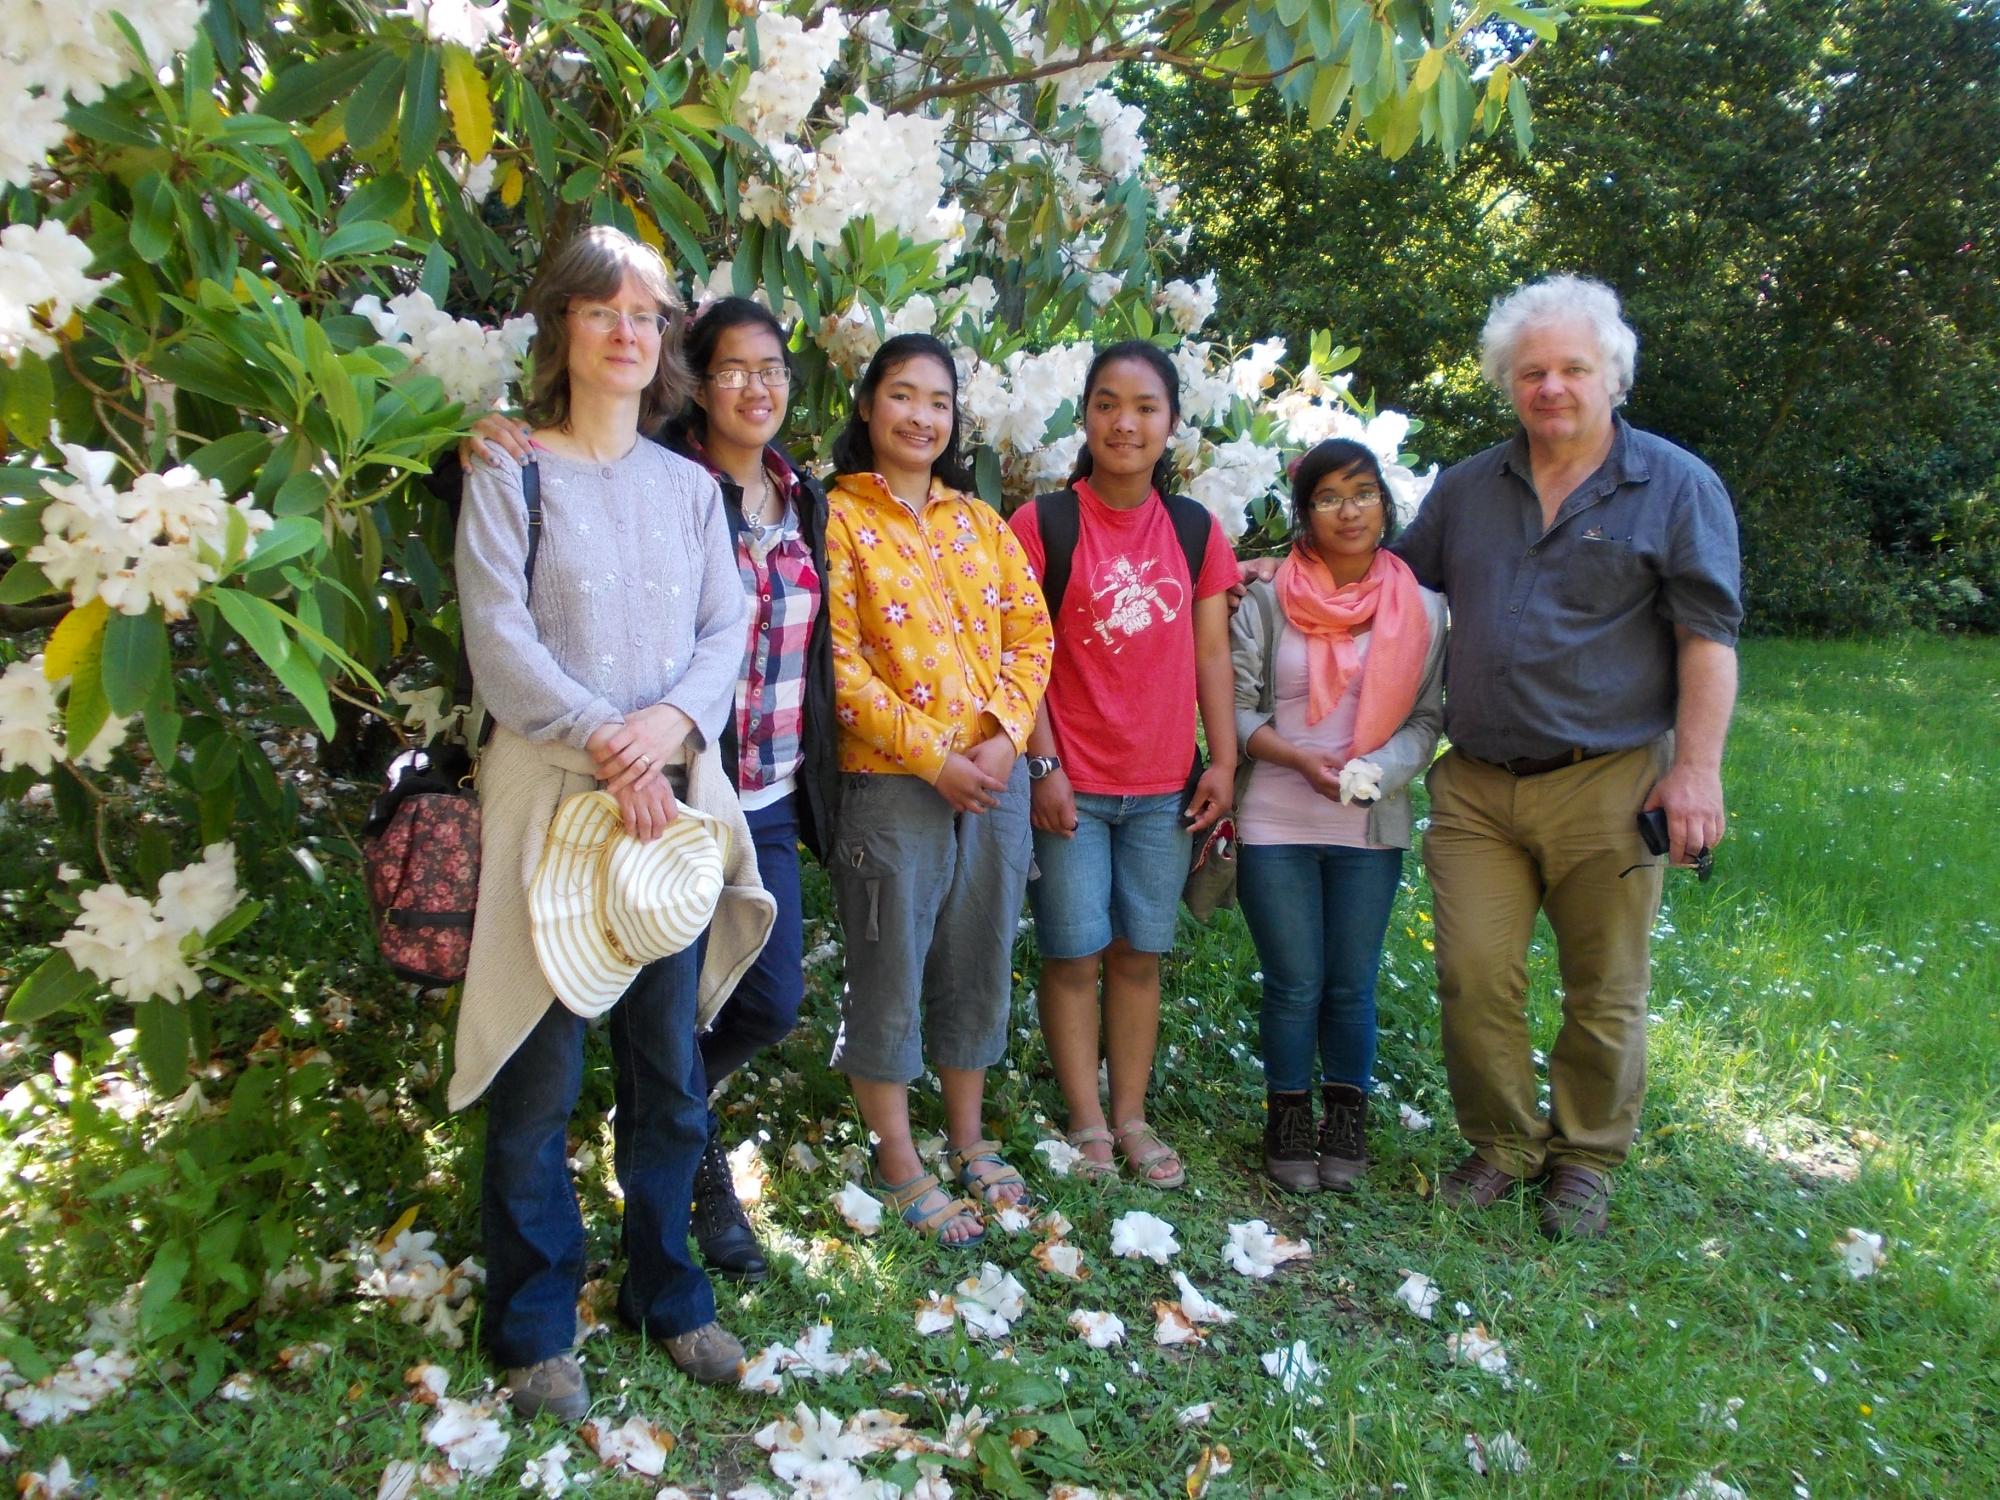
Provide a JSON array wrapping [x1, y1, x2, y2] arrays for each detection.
[[1229, 438, 1446, 1194]]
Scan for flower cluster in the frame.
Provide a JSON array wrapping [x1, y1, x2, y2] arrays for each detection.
[[352, 290, 535, 410], [745, 105, 953, 256], [1186, 435, 1287, 541], [0, 655, 127, 772], [1079, 88, 1148, 179], [55, 842, 243, 1005], [734, 9, 847, 146], [406, 0, 506, 51], [1158, 273, 1220, 335], [28, 445, 274, 619], [0, 0, 202, 186], [0, 221, 116, 365]]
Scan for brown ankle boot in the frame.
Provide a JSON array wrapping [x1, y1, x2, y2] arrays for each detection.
[[1318, 1083, 1371, 1191], [1263, 1091, 1320, 1193]]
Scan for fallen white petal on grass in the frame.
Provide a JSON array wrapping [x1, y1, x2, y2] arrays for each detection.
[[18, 1456, 80, 1499], [1038, 1209, 1074, 1239], [992, 1205, 1034, 1234], [405, 1362, 451, 1404], [217, 1371, 259, 1402], [519, 1440, 577, 1497], [1033, 1138, 1085, 1177], [1835, 1227, 1886, 1279], [1393, 1271, 1440, 1321], [1397, 1102, 1433, 1130], [1033, 1239, 1089, 1280], [1260, 1341, 1323, 1393], [844, 1407, 915, 1454], [740, 1344, 790, 1395], [1153, 1303, 1203, 1346], [1671, 1479, 1749, 1500], [1223, 1220, 1312, 1279], [274, 1341, 333, 1372], [3, 1347, 140, 1426], [1447, 1324, 1510, 1376], [728, 1140, 769, 1207], [1698, 1396, 1745, 1432], [910, 1460, 953, 1500], [376, 1459, 423, 1500], [1465, 1431, 1531, 1475], [954, 1263, 1029, 1339], [754, 1403, 874, 1493], [727, 1487, 780, 1500], [583, 1414, 675, 1476], [833, 1181, 884, 1236], [1109, 1210, 1181, 1264], [1186, 1444, 1233, 1497], [424, 1397, 510, 1477], [787, 1141, 822, 1173], [1175, 1401, 1215, 1428], [1171, 1271, 1236, 1325], [914, 1294, 959, 1336], [1067, 1310, 1127, 1348]]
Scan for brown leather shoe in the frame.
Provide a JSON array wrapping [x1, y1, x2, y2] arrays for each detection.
[[1434, 1152, 1523, 1210], [664, 1320, 746, 1385], [1538, 1163, 1611, 1239]]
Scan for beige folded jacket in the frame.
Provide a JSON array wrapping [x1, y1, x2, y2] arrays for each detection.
[[446, 725, 776, 1113]]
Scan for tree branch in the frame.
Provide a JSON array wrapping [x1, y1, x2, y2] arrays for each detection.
[[887, 47, 1313, 113]]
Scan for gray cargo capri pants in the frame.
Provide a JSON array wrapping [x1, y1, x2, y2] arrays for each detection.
[[827, 761, 1032, 1084]]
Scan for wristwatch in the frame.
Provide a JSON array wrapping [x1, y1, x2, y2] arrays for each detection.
[[1026, 755, 1063, 781]]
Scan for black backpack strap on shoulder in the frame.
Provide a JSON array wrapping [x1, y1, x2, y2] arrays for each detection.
[[461, 458, 543, 749], [1033, 489, 1081, 617], [1161, 493, 1212, 591]]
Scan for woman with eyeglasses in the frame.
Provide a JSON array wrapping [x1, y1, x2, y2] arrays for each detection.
[[1230, 437, 1445, 1195], [463, 295, 835, 1286], [452, 227, 752, 1416]]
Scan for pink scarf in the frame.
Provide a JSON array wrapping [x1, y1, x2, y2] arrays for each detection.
[[1273, 546, 1427, 755]]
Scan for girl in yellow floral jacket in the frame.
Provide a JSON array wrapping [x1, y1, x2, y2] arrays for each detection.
[[822, 333, 1053, 1246]]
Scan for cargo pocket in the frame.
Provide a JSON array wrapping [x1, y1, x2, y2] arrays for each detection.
[[837, 837, 888, 944]]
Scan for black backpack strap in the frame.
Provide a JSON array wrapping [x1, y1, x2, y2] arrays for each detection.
[[458, 458, 542, 748], [1032, 489, 1081, 618], [1161, 493, 1213, 594]]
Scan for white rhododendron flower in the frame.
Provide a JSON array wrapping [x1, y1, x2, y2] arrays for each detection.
[[1110, 1210, 1180, 1264], [1259, 1340, 1323, 1393], [991, 1204, 1034, 1234], [424, 1396, 509, 1476], [1223, 1220, 1313, 1279], [1398, 1102, 1433, 1131], [583, 1415, 674, 1477], [0, 656, 64, 773], [1185, 436, 1284, 541], [1153, 1304, 1201, 1346], [1174, 1402, 1214, 1428], [155, 841, 243, 940], [517, 1440, 575, 1497], [408, 0, 506, 51], [734, 10, 846, 146], [1032, 1137, 1084, 1177], [1031, 1240, 1087, 1280], [1079, 89, 1147, 178], [786, 1140, 821, 1173], [0, 221, 117, 359], [1158, 273, 1218, 335], [833, 1180, 884, 1236], [3, 1347, 137, 1426], [1465, 1431, 1531, 1475], [1338, 757, 1384, 805], [913, 1293, 958, 1336], [1229, 337, 1288, 401], [1671, 1479, 1749, 1500], [1447, 1324, 1510, 1375], [1067, 1309, 1126, 1348], [54, 844, 242, 1004], [1170, 1271, 1236, 1325], [1835, 1227, 1886, 1279], [753, 1403, 873, 1494], [353, 291, 534, 410], [952, 1263, 1027, 1339], [1393, 1271, 1440, 1321]]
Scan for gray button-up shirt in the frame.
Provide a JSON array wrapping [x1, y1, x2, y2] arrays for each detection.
[[1392, 416, 1742, 764]]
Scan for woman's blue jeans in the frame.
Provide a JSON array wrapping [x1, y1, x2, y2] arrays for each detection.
[[480, 948, 715, 1368], [1237, 843, 1403, 1094]]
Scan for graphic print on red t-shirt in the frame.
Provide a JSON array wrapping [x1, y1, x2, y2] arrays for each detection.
[[1009, 479, 1239, 796]]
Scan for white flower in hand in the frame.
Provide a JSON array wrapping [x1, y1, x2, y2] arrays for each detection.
[[1337, 758, 1383, 805]]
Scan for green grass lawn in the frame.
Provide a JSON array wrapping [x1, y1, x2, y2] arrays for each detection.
[[3, 635, 1997, 1497]]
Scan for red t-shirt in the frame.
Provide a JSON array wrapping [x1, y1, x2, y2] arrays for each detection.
[[1009, 479, 1239, 796]]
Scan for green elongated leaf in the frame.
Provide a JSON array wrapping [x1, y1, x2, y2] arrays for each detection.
[[202, 898, 262, 949], [1492, 0, 1559, 40], [210, 588, 337, 737], [0, 350, 55, 446], [302, 318, 362, 447], [272, 470, 330, 517], [138, 1238, 191, 1336], [322, 219, 399, 259], [1507, 73, 1534, 155], [344, 48, 406, 152], [100, 608, 169, 716], [144, 701, 181, 763], [339, 174, 411, 228], [399, 45, 443, 178], [0, 559, 54, 605], [64, 100, 157, 147], [259, 45, 385, 121], [129, 171, 179, 261], [5, 950, 98, 1023], [135, 997, 193, 1088], [217, 114, 295, 145], [190, 728, 238, 790], [187, 431, 273, 495], [241, 515, 324, 574]]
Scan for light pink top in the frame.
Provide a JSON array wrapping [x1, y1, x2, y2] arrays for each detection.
[[1237, 624, 1384, 849]]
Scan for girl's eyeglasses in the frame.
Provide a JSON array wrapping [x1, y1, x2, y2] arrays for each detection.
[[1307, 488, 1385, 513], [707, 367, 792, 390]]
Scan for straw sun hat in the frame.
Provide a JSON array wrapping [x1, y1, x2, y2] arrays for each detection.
[[528, 790, 728, 1017]]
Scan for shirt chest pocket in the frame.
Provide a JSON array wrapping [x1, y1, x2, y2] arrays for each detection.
[[1555, 538, 1651, 613]]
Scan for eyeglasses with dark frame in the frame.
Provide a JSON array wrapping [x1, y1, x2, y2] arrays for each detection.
[[706, 366, 793, 390], [568, 304, 669, 337]]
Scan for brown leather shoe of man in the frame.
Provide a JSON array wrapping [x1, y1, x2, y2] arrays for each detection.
[[1434, 1152, 1522, 1210], [1538, 1163, 1612, 1240], [664, 1320, 746, 1384], [503, 1353, 590, 1421]]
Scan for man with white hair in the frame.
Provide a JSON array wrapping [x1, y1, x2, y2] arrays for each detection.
[[1392, 274, 1742, 1239]]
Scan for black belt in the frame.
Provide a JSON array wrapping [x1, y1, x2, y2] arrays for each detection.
[[1469, 747, 1612, 777]]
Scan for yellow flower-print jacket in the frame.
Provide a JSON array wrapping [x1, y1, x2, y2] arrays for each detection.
[[825, 472, 1053, 780]]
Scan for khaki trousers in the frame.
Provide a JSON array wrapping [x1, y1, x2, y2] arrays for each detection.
[[1422, 740, 1671, 1177]]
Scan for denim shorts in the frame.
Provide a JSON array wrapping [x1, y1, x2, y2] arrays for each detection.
[[827, 764, 1032, 1084], [1028, 791, 1191, 959]]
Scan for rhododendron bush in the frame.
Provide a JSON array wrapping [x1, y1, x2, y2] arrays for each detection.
[[0, 0, 1633, 1367]]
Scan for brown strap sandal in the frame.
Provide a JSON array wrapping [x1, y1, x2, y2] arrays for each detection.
[[1113, 1119, 1187, 1189], [870, 1168, 984, 1247], [948, 1139, 1033, 1208]]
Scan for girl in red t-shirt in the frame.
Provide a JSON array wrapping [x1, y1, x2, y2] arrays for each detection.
[[1008, 342, 1240, 1188]]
